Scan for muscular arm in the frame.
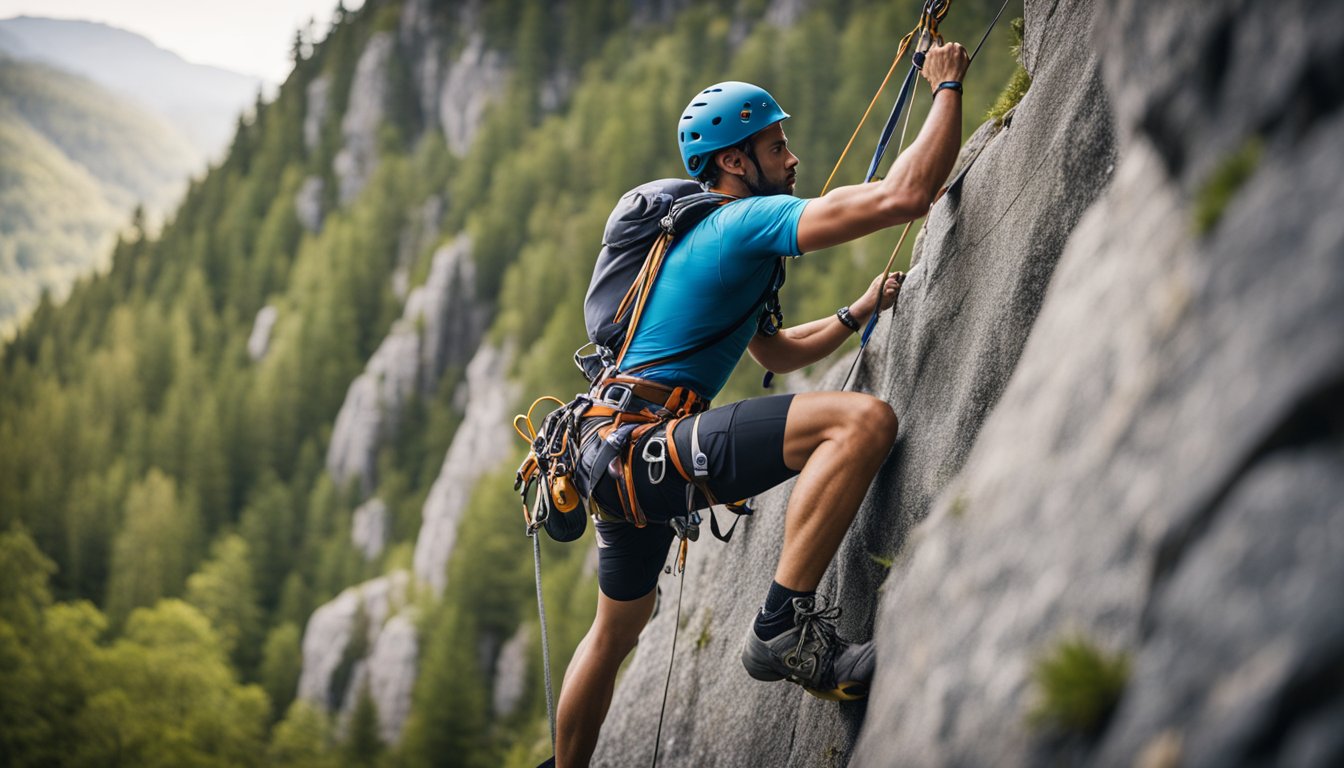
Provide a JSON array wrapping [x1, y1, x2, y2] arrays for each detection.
[[796, 43, 968, 254], [748, 314, 856, 374], [749, 273, 902, 373]]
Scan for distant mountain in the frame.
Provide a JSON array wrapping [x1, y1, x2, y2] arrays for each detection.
[[0, 56, 199, 334], [0, 16, 263, 159]]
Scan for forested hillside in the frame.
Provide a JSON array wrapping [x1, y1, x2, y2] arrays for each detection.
[[0, 56, 201, 336], [0, 0, 1021, 765]]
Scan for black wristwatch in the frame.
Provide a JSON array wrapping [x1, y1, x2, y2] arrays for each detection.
[[836, 306, 860, 333]]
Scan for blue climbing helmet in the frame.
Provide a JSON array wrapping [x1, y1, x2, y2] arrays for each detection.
[[678, 81, 790, 178]]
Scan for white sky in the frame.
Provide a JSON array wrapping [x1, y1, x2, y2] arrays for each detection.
[[0, 0, 367, 84]]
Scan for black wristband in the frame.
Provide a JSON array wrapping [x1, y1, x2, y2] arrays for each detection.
[[934, 80, 963, 97], [836, 306, 860, 333]]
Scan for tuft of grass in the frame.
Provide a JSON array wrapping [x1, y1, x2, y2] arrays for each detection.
[[694, 609, 713, 651], [987, 18, 1032, 127], [1029, 635, 1131, 736], [1193, 138, 1263, 235], [950, 492, 969, 519]]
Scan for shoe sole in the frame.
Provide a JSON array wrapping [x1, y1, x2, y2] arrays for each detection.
[[746, 667, 869, 701], [804, 680, 869, 702]]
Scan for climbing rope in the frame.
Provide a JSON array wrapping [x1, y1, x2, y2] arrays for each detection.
[[835, 0, 1015, 391], [530, 527, 557, 750], [820, 0, 951, 196], [649, 541, 689, 768]]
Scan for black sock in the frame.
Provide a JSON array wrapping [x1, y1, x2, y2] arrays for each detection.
[[754, 581, 815, 640]]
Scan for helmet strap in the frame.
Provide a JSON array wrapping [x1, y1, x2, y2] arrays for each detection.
[[738, 139, 771, 196]]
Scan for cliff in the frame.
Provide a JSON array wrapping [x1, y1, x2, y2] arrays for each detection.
[[595, 0, 1344, 766]]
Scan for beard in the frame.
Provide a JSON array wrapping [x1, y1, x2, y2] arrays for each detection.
[[746, 169, 796, 197]]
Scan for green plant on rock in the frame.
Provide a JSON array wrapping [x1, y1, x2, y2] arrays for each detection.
[[695, 608, 714, 651], [1193, 137, 1263, 235], [1029, 634, 1130, 736], [987, 18, 1031, 126]]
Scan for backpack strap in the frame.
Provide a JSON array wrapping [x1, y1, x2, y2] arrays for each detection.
[[610, 194, 736, 371], [617, 256, 784, 376]]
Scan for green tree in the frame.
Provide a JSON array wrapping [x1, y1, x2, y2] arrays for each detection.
[[0, 528, 58, 764], [80, 600, 270, 767], [186, 533, 263, 673], [260, 621, 304, 718], [105, 469, 203, 625], [342, 683, 383, 767], [396, 600, 493, 768], [268, 700, 338, 768]]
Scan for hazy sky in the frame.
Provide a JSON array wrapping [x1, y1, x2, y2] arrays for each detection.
[[0, 0, 367, 84]]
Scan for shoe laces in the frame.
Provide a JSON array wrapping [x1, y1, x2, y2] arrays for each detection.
[[790, 597, 843, 673]]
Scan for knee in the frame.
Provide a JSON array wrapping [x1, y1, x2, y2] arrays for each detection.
[[849, 396, 898, 446], [589, 621, 641, 660]]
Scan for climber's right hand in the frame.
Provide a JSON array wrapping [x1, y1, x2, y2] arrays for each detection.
[[920, 41, 969, 91]]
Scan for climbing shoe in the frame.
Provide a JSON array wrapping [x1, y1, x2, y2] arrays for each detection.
[[740, 596, 875, 701]]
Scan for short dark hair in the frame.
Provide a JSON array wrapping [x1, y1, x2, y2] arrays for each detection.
[[695, 137, 754, 187]]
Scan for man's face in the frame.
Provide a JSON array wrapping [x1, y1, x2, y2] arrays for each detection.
[[744, 123, 799, 196]]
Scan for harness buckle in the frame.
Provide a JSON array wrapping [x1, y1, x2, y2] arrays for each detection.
[[670, 511, 700, 542], [601, 384, 634, 412]]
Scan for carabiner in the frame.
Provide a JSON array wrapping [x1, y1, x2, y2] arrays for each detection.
[[642, 435, 667, 485]]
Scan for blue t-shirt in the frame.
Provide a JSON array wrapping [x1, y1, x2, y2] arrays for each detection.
[[619, 194, 809, 398]]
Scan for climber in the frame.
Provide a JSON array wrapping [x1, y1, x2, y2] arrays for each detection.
[[555, 41, 970, 766]]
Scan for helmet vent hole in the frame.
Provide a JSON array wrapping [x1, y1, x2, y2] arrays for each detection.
[[690, 132, 701, 141], [711, 116, 722, 126], [692, 102, 708, 107]]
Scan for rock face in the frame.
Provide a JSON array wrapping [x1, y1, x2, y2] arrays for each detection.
[[343, 610, 419, 745], [334, 32, 395, 204], [597, 0, 1343, 766], [297, 571, 410, 714], [351, 497, 388, 562], [295, 176, 325, 233], [852, 0, 1344, 765], [246, 305, 278, 362], [438, 30, 506, 156], [297, 341, 515, 742], [326, 237, 485, 495], [303, 74, 330, 155], [492, 623, 531, 718], [413, 342, 517, 595]]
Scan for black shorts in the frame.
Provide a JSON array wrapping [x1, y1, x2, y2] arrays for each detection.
[[584, 393, 799, 601]]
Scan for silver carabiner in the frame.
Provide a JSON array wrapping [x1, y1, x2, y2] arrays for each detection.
[[642, 435, 667, 485]]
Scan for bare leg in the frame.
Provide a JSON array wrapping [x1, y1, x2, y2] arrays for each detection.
[[555, 588, 657, 767], [776, 391, 899, 590]]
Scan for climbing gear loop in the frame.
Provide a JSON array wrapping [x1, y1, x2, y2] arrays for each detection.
[[514, 396, 588, 542]]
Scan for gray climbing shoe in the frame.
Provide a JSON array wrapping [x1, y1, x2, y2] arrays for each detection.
[[740, 596, 875, 701]]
